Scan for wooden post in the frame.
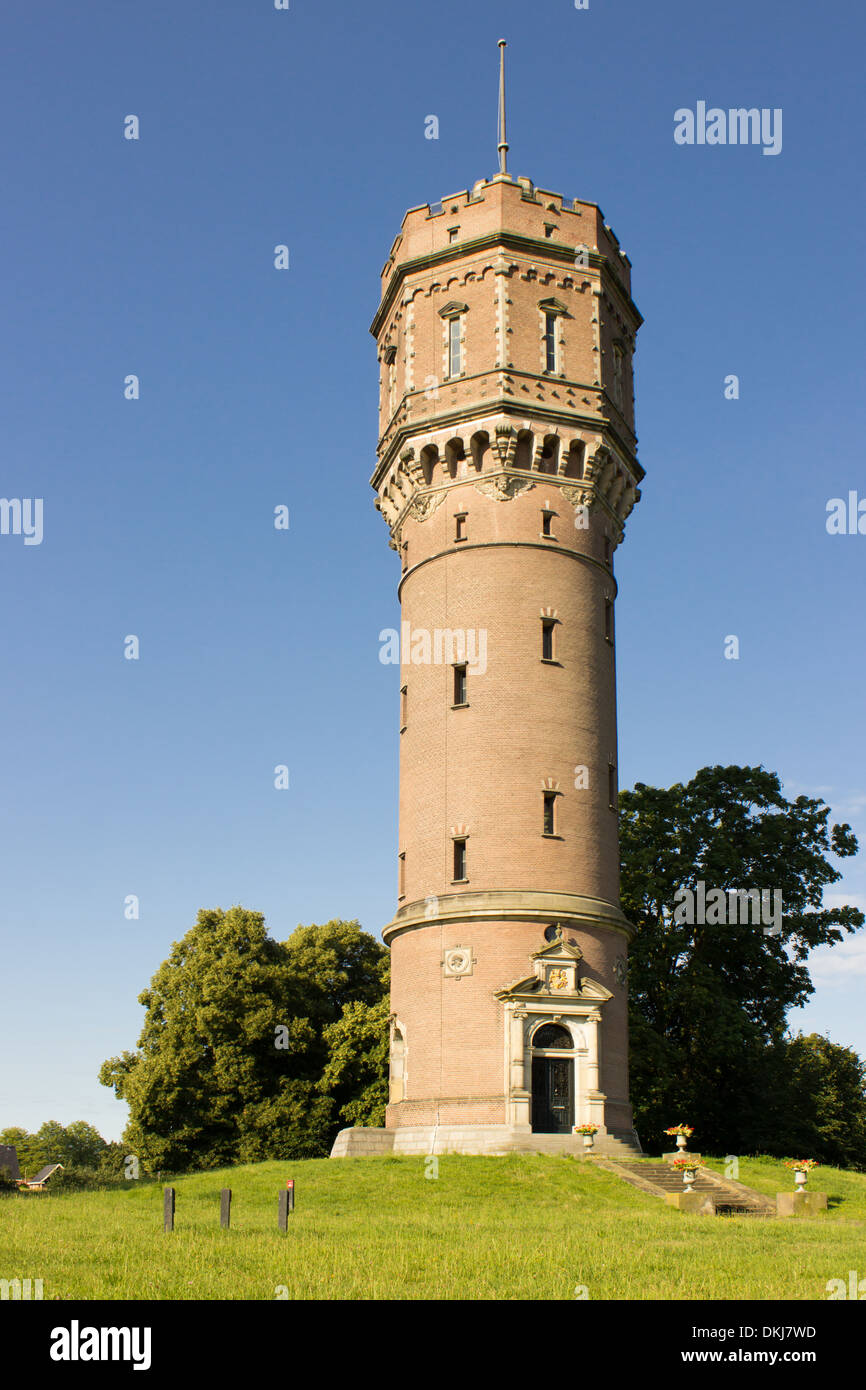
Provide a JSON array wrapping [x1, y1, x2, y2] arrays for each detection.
[[220, 1188, 231, 1229], [163, 1187, 175, 1233], [286, 1178, 295, 1213], [278, 1189, 289, 1231]]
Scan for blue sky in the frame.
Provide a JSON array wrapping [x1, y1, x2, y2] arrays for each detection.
[[1, 0, 864, 1142]]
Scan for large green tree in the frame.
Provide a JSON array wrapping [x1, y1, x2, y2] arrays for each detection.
[[99, 908, 389, 1170], [619, 765, 863, 1156]]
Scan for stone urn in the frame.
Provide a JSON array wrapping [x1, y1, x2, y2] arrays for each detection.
[[676, 1134, 688, 1151], [794, 1169, 808, 1191], [682, 1166, 698, 1192], [582, 1134, 594, 1151]]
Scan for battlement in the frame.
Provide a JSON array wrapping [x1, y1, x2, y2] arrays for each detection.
[[379, 173, 633, 307]]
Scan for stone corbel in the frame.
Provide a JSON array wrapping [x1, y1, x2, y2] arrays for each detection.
[[400, 446, 425, 490], [493, 424, 516, 466], [607, 473, 626, 510], [377, 491, 400, 527], [616, 484, 639, 521]]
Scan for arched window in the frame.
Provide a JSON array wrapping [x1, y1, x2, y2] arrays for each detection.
[[420, 444, 439, 486], [444, 437, 465, 479], [514, 429, 534, 471], [538, 434, 559, 475], [470, 430, 490, 472], [532, 1023, 572, 1050], [563, 440, 584, 479]]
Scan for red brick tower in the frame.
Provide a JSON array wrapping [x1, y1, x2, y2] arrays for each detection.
[[333, 44, 643, 1157]]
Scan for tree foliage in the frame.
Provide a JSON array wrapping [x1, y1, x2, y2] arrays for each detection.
[[99, 907, 389, 1170], [319, 995, 390, 1128], [0, 1120, 106, 1176], [620, 765, 864, 1159], [759, 1033, 866, 1169]]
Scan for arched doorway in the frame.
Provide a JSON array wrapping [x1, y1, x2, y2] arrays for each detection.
[[530, 1023, 574, 1133]]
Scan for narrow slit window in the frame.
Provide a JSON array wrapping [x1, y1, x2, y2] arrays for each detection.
[[453, 838, 467, 881], [608, 764, 617, 810], [542, 510, 554, 537], [542, 619, 556, 661], [399, 851, 406, 897], [604, 600, 613, 641], [453, 664, 467, 706], [544, 312, 557, 373], [455, 513, 467, 541], [543, 791, 557, 836], [612, 344, 624, 404], [400, 684, 407, 731], [448, 316, 462, 376]]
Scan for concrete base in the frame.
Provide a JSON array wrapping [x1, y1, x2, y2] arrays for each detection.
[[330, 1125, 642, 1159], [662, 1151, 702, 1163], [776, 1191, 828, 1217], [665, 1191, 716, 1215]]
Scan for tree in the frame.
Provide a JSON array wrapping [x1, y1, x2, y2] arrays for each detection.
[[99, 907, 389, 1170], [768, 1033, 866, 1169], [619, 765, 863, 1155], [97, 1142, 130, 1178], [0, 1121, 108, 1176], [319, 994, 390, 1128], [0, 1127, 39, 1174], [38, 1120, 106, 1168]]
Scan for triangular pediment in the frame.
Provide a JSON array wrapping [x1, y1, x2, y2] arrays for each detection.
[[531, 934, 584, 964], [495, 974, 542, 998], [438, 300, 469, 317], [495, 971, 612, 1005]]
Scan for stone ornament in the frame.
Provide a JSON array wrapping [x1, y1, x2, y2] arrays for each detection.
[[473, 473, 535, 501], [443, 947, 474, 977], [408, 491, 446, 522]]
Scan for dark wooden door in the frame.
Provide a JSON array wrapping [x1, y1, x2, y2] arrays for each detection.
[[531, 1056, 574, 1133]]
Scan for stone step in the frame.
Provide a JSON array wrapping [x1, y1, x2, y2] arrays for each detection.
[[508, 1133, 643, 1159], [603, 1160, 776, 1216]]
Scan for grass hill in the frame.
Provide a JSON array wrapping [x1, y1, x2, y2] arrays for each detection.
[[4, 1154, 864, 1300]]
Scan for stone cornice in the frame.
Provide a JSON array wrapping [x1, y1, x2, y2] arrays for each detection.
[[382, 888, 634, 945], [370, 231, 641, 341], [372, 384, 641, 488]]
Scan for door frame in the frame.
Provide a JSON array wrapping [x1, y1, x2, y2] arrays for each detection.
[[531, 1051, 575, 1133]]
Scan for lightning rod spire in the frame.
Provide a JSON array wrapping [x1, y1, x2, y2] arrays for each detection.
[[497, 39, 509, 176]]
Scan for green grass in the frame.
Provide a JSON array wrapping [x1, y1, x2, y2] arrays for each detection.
[[3, 1155, 863, 1300]]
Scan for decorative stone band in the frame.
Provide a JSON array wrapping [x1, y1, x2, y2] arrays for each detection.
[[374, 417, 641, 550], [382, 887, 634, 944]]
